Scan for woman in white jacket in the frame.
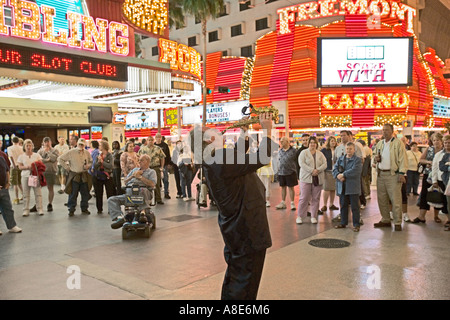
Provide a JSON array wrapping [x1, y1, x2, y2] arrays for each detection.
[[296, 136, 327, 224]]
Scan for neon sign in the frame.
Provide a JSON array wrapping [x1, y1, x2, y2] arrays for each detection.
[[0, 0, 130, 56], [158, 38, 201, 78], [122, 0, 168, 37], [317, 37, 413, 87], [277, 0, 416, 34], [0, 42, 128, 81], [322, 92, 410, 109]]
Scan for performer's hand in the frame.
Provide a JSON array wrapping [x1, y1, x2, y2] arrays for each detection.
[[259, 112, 273, 131], [398, 175, 406, 184]]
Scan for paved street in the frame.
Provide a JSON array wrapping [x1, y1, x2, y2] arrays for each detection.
[[0, 177, 449, 300]]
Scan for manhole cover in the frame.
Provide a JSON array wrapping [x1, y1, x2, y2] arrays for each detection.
[[308, 238, 350, 248]]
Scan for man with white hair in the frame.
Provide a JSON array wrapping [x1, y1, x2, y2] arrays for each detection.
[[109, 154, 157, 229]]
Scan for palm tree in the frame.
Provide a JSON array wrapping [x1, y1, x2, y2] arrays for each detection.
[[169, 0, 225, 125]]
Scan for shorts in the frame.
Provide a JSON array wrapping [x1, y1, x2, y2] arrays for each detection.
[[10, 168, 22, 185], [58, 165, 67, 176], [44, 172, 57, 186], [278, 172, 298, 187]]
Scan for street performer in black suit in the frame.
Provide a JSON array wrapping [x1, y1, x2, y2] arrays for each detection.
[[189, 112, 275, 300]]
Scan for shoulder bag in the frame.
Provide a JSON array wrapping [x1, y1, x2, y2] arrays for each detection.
[[28, 162, 39, 187]]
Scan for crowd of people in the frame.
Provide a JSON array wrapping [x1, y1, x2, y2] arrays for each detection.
[[0, 122, 449, 235], [0, 132, 199, 233], [269, 124, 449, 232]]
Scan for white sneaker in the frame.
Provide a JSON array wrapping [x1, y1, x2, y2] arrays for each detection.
[[311, 217, 318, 224], [290, 202, 296, 211], [22, 211, 29, 217], [296, 217, 303, 224], [9, 226, 22, 233], [183, 197, 189, 202], [360, 204, 366, 209], [188, 197, 195, 201], [403, 213, 411, 222], [266, 201, 271, 207], [38, 212, 44, 216], [276, 202, 286, 209]]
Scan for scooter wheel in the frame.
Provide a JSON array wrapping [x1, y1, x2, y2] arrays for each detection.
[[122, 227, 128, 240], [144, 227, 150, 238]]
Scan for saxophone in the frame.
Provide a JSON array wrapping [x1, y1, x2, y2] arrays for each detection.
[[220, 104, 279, 134]]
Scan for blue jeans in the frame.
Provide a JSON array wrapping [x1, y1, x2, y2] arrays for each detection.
[[163, 166, 169, 195], [0, 189, 17, 229], [180, 170, 194, 198], [68, 180, 90, 212], [339, 194, 360, 227], [406, 170, 420, 194]]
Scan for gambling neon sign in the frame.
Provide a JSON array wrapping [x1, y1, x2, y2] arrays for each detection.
[[0, 0, 130, 56], [277, 0, 416, 34], [0, 42, 128, 81]]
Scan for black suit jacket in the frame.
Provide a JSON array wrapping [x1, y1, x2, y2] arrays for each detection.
[[203, 137, 274, 256]]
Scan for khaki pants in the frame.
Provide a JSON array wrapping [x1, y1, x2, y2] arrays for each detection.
[[151, 166, 162, 202], [377, 171, 402, 225]]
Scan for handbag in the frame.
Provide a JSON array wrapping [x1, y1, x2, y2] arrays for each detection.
[[312, 153, 319, 186], [28, 162, 39, 187], [417, 163, 424, 174], [28, 175, 39, 187], [426, 186, 444, 204]]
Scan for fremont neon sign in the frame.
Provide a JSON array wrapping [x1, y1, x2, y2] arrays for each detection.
[[277, 0, 416, 34], [0, 0, 130, 56]]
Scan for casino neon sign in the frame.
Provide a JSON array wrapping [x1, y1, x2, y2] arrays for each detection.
[[0, 0, 130, 56], [277, 0, 416, 34], [322, 92, 410, 109]]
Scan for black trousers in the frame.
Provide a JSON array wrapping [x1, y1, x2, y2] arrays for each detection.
[[93, 176, 115, 212], [221, 247, 266, 300]]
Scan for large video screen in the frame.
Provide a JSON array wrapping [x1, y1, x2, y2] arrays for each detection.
[[317, 37, 413, 87]]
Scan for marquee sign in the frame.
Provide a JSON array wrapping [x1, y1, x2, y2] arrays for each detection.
[[0, 42, 128, 81], [277, 0, 416, 34], [182, 100, 250, 125], [317, 37, 413, 87], [164, 108, 178, 126], [0, 0, 130, 56]]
